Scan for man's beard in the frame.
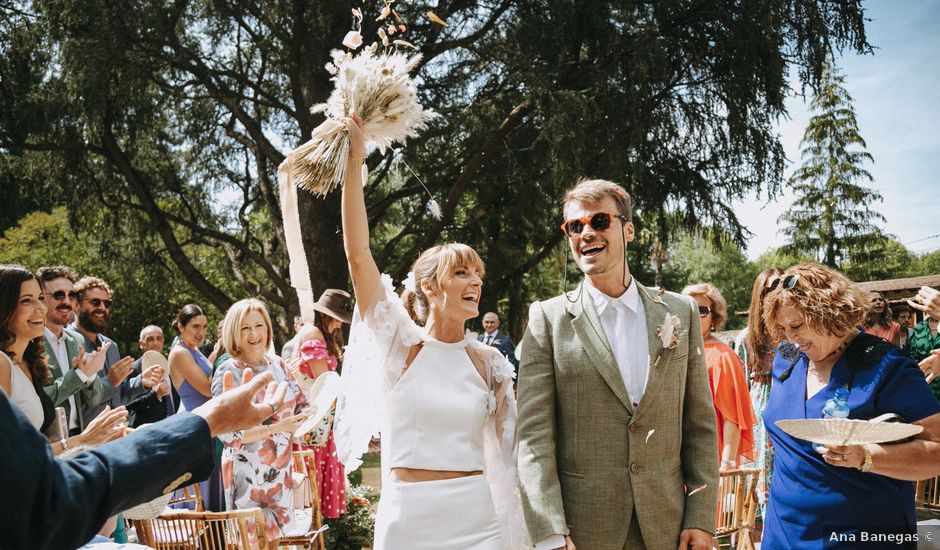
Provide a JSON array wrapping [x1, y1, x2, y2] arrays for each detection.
[[78, 310, 108, 333]]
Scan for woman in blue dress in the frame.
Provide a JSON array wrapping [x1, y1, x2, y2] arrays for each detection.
[[761, 263, 940, 549], [168, 303, 223, 511]]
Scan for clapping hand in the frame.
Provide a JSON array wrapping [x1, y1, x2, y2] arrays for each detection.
[[154, 381, 171, 400], [909, 286, 940, 319], [72, 343, 110, 377], [141, 364, 164, 389], [107, 356, 135, 386], [921, 349, 940, 384], [193, 369, 288, 437], [77, 406, 129, 447]]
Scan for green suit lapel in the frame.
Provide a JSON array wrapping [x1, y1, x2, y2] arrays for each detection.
[[44, 337, 64, 379], [566, 282, 633, 413], [634, 283, 678, 416], [64, 331, 80, 366]]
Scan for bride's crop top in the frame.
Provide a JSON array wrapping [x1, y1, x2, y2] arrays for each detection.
[[386, 336, 488, 471]]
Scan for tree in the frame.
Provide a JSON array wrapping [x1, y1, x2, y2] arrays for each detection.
[[1, 0, 872, 342], [661, 234, 757, 330], [779, 63, 884, 268], [0, 208, 235, 352]]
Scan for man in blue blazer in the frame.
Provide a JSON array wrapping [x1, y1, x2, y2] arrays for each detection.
[[70, 276, 162, 422], [479, 311, 519, 372], [0, 370, 287, 550]]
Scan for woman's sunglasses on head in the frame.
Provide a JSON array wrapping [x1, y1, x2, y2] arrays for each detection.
[[560, 212, 627, 237], [764, 274, 800, 293]]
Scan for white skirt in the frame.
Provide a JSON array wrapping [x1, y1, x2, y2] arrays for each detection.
[[373, 474, 502, 550]]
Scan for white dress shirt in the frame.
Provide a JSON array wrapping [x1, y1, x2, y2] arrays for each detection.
[[584, 278, 650, 408], [45, 327, 95, 430], [484, 331, 497, 345], [536, 279, 650, 550]]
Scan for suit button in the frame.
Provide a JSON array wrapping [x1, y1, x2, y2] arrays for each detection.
[[629, 423, 638, 433], [630, 463, 639, 474]]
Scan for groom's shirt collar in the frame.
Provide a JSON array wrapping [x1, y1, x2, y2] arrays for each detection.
[[584, 277, 640, 315]]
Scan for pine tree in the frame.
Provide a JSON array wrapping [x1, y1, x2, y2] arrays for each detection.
[[780, 64, 885, 267]]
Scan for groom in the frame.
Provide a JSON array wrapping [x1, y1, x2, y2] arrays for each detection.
[[517, 179, 718, 550]]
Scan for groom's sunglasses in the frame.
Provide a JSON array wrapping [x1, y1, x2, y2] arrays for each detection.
[[560, 212, 627, 237]]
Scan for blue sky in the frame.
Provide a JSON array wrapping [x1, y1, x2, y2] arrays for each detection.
[[735, 0, 940, 259]]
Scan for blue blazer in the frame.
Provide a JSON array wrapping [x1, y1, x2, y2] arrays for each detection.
[[0, 391, 214, 550]]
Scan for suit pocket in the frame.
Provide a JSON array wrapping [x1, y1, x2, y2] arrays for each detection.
[[558, 470, 584, 479]]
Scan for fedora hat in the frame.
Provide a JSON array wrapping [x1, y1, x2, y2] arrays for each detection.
[[312, 288, 353, 324]]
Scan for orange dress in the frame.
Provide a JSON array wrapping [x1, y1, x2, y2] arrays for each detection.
[[704, 340, 757, 466], [865, 321, 900, 344]]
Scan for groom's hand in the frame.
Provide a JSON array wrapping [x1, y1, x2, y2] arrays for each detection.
[[551, 535, 576, 550], [677, 528, 714, 550]]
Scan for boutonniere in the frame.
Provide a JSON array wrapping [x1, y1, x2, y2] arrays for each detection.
[[656, 313, 681, 351]]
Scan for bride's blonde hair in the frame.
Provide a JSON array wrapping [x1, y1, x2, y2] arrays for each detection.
[[402, 243, 485, 323]]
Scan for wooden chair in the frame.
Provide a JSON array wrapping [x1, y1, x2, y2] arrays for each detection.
[[714, 467, 759, 550], [279, 449, 327, 550], [131, 508, 267, 550], [916, 475, 940, 510], [169, 483, 204, 512]]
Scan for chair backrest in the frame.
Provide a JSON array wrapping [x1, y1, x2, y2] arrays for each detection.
[[131, 508, 268, 550], [278, 449, 326, 550], [169, 483, 204, 512], [715, 468, 760, 539], [916, 476, 940, 510]]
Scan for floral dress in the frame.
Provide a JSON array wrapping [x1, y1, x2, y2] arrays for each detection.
[[211, 355, 309, 542], [737, 333, 775, 518], [294, 339, 347, 518]]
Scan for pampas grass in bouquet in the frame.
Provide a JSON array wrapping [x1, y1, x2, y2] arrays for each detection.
[[289, 7, 438, 196]]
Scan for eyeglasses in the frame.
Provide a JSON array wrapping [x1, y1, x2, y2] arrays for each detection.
[[87, 298, 113, 309], [765, 274, 800, 293], [698, 306, 712, 317], [51, 290, 79, 302], [560, 212, 626, 237]]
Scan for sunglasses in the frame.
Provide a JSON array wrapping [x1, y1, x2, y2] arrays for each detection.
[[86, 298, 113, 309], [698, 306, 711, 317], [765, 274, 799, 293], [51, 290, 79, 302], [560, 212, 626, 237]]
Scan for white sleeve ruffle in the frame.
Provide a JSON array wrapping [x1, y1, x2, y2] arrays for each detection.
[[333, 274, 422, 473], [478, 342, 532, 549]]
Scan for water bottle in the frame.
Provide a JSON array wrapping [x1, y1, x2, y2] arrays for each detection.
[[823, 387, 850, 419]]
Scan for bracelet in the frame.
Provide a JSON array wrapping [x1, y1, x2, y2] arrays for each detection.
[[59, 438, 68, 452], [858, 444, 873, 473]]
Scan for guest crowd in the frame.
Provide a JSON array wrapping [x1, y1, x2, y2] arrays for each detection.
[[1, 215, 939, 548]]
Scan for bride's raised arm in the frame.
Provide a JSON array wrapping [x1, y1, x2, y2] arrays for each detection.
[[341, 114, 384, 316]]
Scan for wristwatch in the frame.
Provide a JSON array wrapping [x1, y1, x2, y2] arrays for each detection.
[[858, 444, 873, 473]]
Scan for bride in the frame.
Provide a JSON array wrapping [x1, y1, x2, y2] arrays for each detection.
[[332, 113, 530, 549]]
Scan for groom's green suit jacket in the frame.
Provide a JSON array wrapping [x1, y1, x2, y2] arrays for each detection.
[[517, 281, 718, 550]]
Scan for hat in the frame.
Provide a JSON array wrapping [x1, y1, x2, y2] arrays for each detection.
[[312, 289, 353, 324]]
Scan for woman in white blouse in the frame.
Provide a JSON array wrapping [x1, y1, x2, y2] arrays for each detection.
[[334, 115, 529, 549]]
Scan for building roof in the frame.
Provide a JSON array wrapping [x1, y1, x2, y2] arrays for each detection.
[[856, 274, 940, 294]]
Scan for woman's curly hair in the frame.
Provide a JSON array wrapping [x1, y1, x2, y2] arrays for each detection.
[[762, 263, 868, 343]]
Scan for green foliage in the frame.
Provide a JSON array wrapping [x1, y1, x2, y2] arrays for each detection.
[[0, 0, 872, 342], [662, 235, 757, 329], [779, 64, 885, 268], [323, 484, 380, 550], [0, 207, 234, 352], [842, 237, 919, 282]]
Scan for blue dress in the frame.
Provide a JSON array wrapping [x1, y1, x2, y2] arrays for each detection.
[[171, 338, 223, 511], [762, 332, 940, 549]]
